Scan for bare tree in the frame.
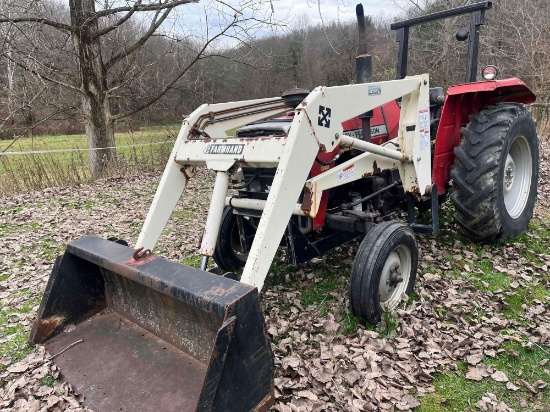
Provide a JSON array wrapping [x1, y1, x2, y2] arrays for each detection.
[[483, 0, 550, 101], [0, 0, 276, 177]]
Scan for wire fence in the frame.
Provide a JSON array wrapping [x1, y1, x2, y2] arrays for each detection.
[[0, 139, 175, 196], [1, 104, 548, 195], [0, 141, 174, 156]]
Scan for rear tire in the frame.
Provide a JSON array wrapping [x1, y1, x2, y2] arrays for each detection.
[[213, 207, 251, 272], [451, 103, 539, 242], [349, 221, 418, 325]]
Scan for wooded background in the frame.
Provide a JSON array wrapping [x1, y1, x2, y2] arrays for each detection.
[[1, 0, 549, 175]]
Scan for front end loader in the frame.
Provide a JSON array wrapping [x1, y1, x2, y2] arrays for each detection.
[[30, 2, 539, 411]]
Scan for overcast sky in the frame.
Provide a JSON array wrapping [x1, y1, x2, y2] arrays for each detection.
[[56, 0, 404, 44], [270, 0, 401, 24], [157, 0, 403, 43]]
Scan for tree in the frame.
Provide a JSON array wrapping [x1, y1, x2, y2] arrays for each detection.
[[0, 0, 275, 177]]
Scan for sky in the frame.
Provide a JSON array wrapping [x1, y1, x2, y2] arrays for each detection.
[[269, 0, 401, 24], [159, 0, 403, 44], [56, 0, 403, 43]]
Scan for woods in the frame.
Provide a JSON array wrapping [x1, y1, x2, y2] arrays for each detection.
[[0, 0, 273, 176], [1, 0, 549, 176]]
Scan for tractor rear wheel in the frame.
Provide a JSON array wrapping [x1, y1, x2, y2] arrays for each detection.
[[213, 207, 253, 272], [451, 103, 539, 242], [349, 221, 418, 325]]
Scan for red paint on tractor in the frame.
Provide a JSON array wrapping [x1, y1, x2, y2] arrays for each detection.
[[432, 78, 536, 194], [446, 78, 536, 103], [310, 147, 339, 229], [309, 100, 401, 229], [341, 101, 400, 143]]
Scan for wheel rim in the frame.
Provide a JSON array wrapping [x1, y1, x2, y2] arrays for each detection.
[[230, 220, 248, 261], [503, 134, 532, 219], [378, 245, 412, 310]]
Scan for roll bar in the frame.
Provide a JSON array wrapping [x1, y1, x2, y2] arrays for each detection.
[[390, 2, 493, 83]]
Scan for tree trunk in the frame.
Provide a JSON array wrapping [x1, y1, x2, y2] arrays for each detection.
[[70, 0, 115, 178], [82, 94, 116, 178]]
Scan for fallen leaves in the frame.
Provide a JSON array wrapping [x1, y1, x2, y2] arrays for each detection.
[[1, 141, 550, 411], [466, 352, 484, 365], [0, 346, 91, 411], [475, 393, 514, 412], [491, 370, 509, 383], [6, 362, 30, 374]]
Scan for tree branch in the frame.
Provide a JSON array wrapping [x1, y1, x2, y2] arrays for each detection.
[[111, 17, 236, 121], [105, 7, 171, 70], [0, 15, 73, 32], [93, 0, 198, 19], [91, 0, 142, 39], [1, 52, 82, 94]]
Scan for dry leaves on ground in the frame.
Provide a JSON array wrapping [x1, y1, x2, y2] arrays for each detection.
[[1, 141, 549, 411]]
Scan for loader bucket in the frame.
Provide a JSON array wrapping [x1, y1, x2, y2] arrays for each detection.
[[29, 236, 274, 412]]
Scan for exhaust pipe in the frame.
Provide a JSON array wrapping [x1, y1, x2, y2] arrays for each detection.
[[355, 3, 374, 142]]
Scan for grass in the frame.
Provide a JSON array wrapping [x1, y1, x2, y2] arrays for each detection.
[[300, 276, 339, 308], [512, 221, 550, 262], [0, 124, 180, 195], [416, 215, 550, 411], [41, 375, 56, 387], [419, 342, 550, 411], [0, 296, 39, 364], [181, 255, 202, 268], [0, 222, 42, 235], [502, 284, 549, 320], [1, 124, 180, 153], [264, 253, 303, 288], [171, 209, 194, 220]]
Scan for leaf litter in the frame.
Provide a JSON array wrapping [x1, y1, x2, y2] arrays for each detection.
[[0, 140, 549, 411]]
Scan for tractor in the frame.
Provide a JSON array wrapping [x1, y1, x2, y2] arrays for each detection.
[[30, 2, 538, 411]]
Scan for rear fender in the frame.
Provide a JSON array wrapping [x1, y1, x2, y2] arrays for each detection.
[[432, 78, 536, 194]]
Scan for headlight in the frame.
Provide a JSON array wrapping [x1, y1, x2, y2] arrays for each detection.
[[482, 65, 499, 81]]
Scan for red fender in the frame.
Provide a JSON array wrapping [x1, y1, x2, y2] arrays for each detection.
[[432, 78, 536, 195]]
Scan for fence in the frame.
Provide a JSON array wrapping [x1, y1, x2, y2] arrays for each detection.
[[1, 105, 548, 196], [0, 130, 177, 196]]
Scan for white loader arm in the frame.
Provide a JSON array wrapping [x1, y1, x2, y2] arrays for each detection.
[[136, 75, 430, 291]]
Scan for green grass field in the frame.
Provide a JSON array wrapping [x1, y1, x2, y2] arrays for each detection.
[[0, 124, 180, 195], [1, 123, 181, 152]]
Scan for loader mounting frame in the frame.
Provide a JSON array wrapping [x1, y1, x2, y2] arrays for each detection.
[[137, 74, 431, 291]]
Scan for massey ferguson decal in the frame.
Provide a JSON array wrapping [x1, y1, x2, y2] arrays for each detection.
[[203, 144, 245, 155], [344, 124, 388, 139]]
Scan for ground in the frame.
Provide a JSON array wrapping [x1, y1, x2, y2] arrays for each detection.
[[0, 141, 549, 411]]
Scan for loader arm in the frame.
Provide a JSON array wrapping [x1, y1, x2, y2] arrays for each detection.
[[136, 75, 430, 291]]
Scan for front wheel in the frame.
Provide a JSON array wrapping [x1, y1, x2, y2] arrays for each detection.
[[349, 221, 418, 325], [213, 207, 254, 272], [451, 103, 539, 241]]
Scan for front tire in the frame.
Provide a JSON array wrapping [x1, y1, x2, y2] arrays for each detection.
[[213, 207, 253, 272], [349, 221, 418, 325], [451, 103, 539, 242]]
